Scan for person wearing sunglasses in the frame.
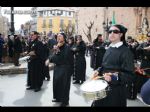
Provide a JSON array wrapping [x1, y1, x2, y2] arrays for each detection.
[[91, 24, 135, 107]]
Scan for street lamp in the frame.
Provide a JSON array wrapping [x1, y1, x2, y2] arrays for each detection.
[[10, 7, 15, 35], [102, 19, 112, 40]]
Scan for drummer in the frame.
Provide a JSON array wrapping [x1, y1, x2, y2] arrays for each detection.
[[91, 24, 135, 107]]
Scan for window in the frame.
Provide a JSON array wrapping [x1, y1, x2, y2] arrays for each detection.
[[42, 19, 46, 28], [68, 20, 72, 26], [52, 10, 55, 15], [50, 10, 52, 14], [49, 19, 53, 28], [44, 11, 46, 16], [47, 11, 51, 16], [60, 19, 64, 29], [69, 11, 71, 16], [57, 10, 62, 16], [61, 10, 63, 15], [43, 31, 46, 35], [38, 11, 43, 17]]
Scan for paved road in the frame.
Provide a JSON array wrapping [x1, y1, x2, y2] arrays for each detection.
[[0, 56, 149, 107]]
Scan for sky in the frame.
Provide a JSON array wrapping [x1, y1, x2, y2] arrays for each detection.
[[1, 7, 32, 31]]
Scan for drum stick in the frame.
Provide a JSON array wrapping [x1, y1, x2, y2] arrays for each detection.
[[91, 72, 119, 80]]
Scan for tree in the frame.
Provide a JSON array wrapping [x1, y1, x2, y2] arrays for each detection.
[[63, 24, 75, 38], [83, 21, 94, 43]]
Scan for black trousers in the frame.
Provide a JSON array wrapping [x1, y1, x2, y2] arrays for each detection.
[[14, 52, 20, 66], [43, 65, 50, 79]]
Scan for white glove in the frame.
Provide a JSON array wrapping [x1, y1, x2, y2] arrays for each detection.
[[45, 59, 50, 66]]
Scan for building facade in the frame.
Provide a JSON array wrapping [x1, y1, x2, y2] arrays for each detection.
[[77, 7, 150, 42], [0, 16, 9, 37], [36, 7, 76, 35]]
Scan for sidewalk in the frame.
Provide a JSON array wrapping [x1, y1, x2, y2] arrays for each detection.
[[0, 62, 54, 75]]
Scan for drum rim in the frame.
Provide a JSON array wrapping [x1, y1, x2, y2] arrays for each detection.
[[80, 79, 108, 92]]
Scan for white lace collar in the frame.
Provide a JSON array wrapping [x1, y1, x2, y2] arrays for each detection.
[[109, 41, 123, 48]]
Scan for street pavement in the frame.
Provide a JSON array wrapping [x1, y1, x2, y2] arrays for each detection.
[[0, 56, 149, 107]]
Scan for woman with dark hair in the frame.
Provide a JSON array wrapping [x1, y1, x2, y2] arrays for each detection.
[[49, 33, 74, 106], [91, 24, 135, 107], [67, 37, 75, 80], [90, 34, 106, 70], [7, 35, 14, 62], [13, 35, 22, 66], [73, 35, 86, 84]]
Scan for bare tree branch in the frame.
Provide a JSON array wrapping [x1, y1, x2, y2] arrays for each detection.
[[83, 21, 94, 42]]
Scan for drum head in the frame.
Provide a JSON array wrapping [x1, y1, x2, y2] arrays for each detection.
[[80, 80, 108, 92], [19, 56, 30, 62]]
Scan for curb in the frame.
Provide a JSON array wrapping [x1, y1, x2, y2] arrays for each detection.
[[0, 63, 54, 75]]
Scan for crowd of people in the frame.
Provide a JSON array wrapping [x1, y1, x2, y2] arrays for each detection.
[[0, 23, 150, 107]]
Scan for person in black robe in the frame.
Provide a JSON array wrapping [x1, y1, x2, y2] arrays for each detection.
[[13, 35, 22, 66], [49, 33, 74, 107], [67, 37, 75, 81], [135, 35, 150, 93], [48, 34, 57, 57], [127, 37, 139, 62], [26, 31, 45, 92], [0, 33, 5, 64], [91, 24, 135, 107], [7, 35, 14, 63], [90, 34, 107, 70], [42, 40, 50, 81], [73, 35, 86, 84], [126, 37, 140, 100]]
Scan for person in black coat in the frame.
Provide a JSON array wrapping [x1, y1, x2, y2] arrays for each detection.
[[49, 33, 74, 107], [0, 33, 5, 64], [73, 35, 86, 84], [13, 35, 23, 66], [48, 34, 57, 57], [26, 31, 45, 92], [91, 24, 135, 107], [67, 37, 75, 81], [135, 35, 150, 93], [90, 34, 106, 70], [42, 40, 50, 81], [127, 37, 139, 62], [7, 35, 14, 62]]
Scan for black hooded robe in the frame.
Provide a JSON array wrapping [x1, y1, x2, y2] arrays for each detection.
[[27, 39, 45, 89], [50, 44, 74, 103], [74, 41, 86, 82], [90, 41, 106, 70]]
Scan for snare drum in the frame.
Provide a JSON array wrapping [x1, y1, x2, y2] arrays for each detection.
[[80, 79, 108, 100], [19, 56, 30, 63]]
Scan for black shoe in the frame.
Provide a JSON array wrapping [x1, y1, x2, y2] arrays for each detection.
[[60, 102, 69, 107], [46, 78, 50, 81], [52, 99, 60, 102], [73, 77, 76, 80], [73, 81, 80, 84], [26, 87, 34, 90], [14, 64, 21, 66], [80, 81, 84, 84], [34, 88, 41, 92]]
